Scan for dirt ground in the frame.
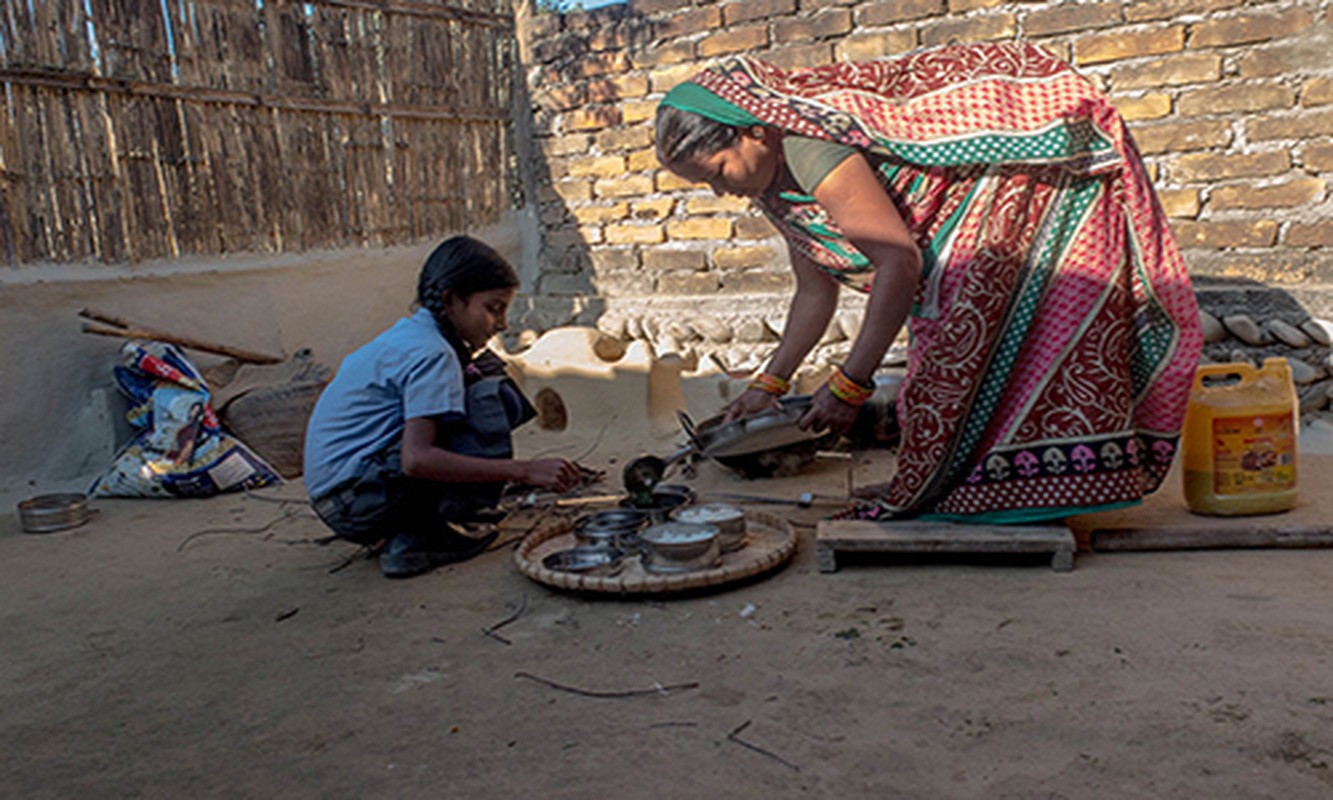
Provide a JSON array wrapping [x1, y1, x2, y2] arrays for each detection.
[[5, 420, 1333, 800]]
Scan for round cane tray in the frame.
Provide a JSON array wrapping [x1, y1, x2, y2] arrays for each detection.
[[515, 509, 798, 594]]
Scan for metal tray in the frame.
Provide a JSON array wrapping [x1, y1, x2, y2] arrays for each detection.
[[683, 395, 827, 458]]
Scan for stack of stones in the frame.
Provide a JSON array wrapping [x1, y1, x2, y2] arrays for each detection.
[[594, 306, 892, 376], [1198, 308, 1333, 424], [584, 302, 1333, 430]]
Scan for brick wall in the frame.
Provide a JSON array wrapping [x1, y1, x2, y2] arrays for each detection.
[[516, 0, 1333, 347]]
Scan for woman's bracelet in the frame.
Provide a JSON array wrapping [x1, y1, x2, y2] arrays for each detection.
[[827, 368, 874, 407], [748, 372, 791, 396]]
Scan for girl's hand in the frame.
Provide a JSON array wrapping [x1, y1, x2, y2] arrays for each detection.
[[724, 387, 782, 422], [522, 458, 581, 492], [798, 383, 860, 436]]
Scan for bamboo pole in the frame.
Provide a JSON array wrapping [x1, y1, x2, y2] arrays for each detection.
[[78, 308, 284, 364]]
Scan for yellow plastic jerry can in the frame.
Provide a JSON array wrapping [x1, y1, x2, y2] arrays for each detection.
[[1182, 358, 1299, 516]]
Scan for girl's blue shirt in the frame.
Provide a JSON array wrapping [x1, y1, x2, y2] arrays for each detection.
[[303, 308, 466, 498]]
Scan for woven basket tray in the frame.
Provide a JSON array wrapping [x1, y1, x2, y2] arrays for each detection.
[[515, 509, 798, 595]]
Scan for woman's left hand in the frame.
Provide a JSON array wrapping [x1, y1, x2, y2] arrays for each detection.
[[798, 383, 860, 436]]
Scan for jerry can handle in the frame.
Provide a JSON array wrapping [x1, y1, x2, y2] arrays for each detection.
[[1192, 361, 1257, 389]]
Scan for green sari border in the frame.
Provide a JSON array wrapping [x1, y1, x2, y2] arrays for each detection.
[[918, 498, 1142, 525]]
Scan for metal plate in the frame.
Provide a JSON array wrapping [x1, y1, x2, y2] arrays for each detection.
[[691, 396, 826, 458], [542, 546, 626, 576]]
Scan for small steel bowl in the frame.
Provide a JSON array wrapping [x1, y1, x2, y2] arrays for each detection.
[[574, 509, 649, 553], [640, 521, 721, 574], [672, 503, 747, 552], [542, 546, 626, 577], [621, 489, 692, 524], [17, 493, 92, 534], [653, 483, 697, 504]]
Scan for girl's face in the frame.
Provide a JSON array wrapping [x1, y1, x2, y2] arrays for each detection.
[[444, 286, 517, 351], [669, 126, 782, 198]]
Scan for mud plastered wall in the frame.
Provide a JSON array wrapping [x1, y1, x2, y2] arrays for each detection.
[[517, 0, 1333, 359]]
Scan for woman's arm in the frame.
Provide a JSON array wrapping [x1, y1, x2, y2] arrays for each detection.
[[801, 152, 923, 434], [724, 250, 839, 420], [400, 417, 579, 490]]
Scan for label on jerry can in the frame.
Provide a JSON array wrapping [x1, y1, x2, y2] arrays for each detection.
[[1210, 413, 1296, 495]]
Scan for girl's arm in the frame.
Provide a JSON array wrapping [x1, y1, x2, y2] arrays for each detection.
[[802, 152, 922, 434], [400, 417, 580, 491], [724, 250, 839, 420]]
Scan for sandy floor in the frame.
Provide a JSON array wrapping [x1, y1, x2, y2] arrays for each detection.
[[5, 424, 1333, 799]]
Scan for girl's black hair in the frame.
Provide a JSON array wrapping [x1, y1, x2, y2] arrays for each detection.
[[416, 235, 519, 361], [655, 104, 741, 168]]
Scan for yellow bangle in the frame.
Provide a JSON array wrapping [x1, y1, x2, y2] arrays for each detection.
[[749, 372, 791, 396], [827, 368, 874, 407]]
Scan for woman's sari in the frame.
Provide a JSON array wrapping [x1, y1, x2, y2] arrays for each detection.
[[669, 42, 1202, 522]]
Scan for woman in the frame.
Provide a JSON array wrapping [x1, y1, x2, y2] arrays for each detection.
[[655, 41, 1201, 523]]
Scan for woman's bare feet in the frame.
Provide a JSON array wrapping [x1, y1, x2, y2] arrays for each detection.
[[852, 482, 891, 499]]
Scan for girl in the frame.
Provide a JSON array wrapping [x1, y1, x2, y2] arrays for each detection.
[[304, 236, 580, 578], [655, 42, 1202, 524]]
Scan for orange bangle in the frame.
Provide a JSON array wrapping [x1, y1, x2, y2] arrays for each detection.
[[748, 372, 791, 396], [827, 368, 874, 407]]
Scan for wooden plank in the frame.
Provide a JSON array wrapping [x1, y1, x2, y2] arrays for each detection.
[[816, 519, 1076, 573], [1070, 454, 1333, 552]]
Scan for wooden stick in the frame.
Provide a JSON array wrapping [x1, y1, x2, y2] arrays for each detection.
[[78, 306, 135, 329], [514, 671, 699, 699], [81, 322, 284, 364]]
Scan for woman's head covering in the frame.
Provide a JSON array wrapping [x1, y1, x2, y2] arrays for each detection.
[[658, 80, 762, 127], [656, 79, 766, 167]]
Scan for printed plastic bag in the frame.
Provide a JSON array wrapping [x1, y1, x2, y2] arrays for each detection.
[[91, 341, 282, 498]]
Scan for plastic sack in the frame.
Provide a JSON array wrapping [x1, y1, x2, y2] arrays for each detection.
[[91, 341, 282, 498]]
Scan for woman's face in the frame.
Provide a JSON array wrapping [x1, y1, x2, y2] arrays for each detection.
[[444, 286, 517, 351], [669, 126, 782, 198]]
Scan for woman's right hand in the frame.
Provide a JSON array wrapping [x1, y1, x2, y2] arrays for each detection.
[[522, 458, 581, 492], [724, 387, 782, 422]]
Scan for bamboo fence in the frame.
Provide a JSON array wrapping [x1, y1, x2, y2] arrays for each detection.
[[0, 0, 519, 266]]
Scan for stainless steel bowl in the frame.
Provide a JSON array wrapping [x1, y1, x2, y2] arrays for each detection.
[[653, 483, 697, 504], [621, 488, 691, 524], [17, 493, 92, 534], [640, 521, 721, 574], [574, 509, 648, 553], [671, 503, 747, 552], [542, 546, 626, 576]]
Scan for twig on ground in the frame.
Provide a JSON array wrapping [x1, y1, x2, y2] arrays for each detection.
[[328, 545, 376, 574], [514, 671, 699, 699], [648, 721, 699, 729], [532, 417, 612, 463], [176, 506, 314, 552], [480, 594, 528, 646], [275, 607, 299, 622], [243, 488, 313, 505], [726, 720, 802, 772], [482, 629, 513, 646]]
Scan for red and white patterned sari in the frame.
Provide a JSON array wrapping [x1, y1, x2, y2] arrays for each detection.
[[687, 42, 1201, 522]]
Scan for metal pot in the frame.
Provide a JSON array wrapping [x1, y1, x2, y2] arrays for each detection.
[[17, 493, 92, 534], [574, 509, 649, 553], [671, 503, 747, 552], [620, 486, 691, 524], [640, 521, 721, 574]]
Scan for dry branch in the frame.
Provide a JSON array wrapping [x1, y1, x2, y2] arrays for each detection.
[[514, 672, 700, 699], [79, 306, 284, 364]]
